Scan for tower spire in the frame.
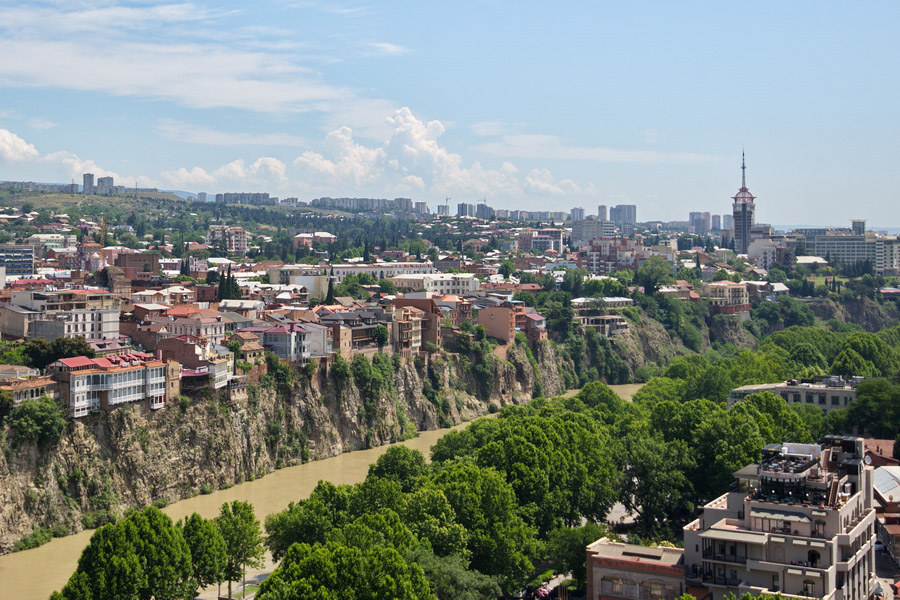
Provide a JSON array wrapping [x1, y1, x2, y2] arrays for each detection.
[[741, 149, 746, 189]]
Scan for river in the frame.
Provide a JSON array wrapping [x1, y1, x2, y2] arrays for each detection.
[[0, 383, 641, 600]]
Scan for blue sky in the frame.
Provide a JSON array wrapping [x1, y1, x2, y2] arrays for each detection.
[[0, 1, 898, 225]]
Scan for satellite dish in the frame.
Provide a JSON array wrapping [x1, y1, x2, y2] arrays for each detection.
[[865, 455, 872, 465]]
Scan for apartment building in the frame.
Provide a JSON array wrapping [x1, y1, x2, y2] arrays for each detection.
[[390, 273, 481, 295], [0, 244, 35, 275], [684, 437, 877, 600], [728, 377, 864, 413], [47, 353, 174, 418], [238, 323, 310, 363], [2, 289, 120, 340], [392, 305, 424, 356], [328, 261, 434, 283], [478, 303, 547, 345], [572, 220, 617, 249], [207, 225, 249, 254], [702, 282, 751, 315]]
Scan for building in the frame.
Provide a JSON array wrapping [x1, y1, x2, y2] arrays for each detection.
[[723, 214, 734, 231], [96, 176, 114, 195], [0, 244, 35, 275], [457, 203, 475, 217], [586, 538, 687, 600], [3, 289, 120, 340], [329, 261, 434, 283], [683, 436, 876, 600], [598, 205, 608, 221], [690, 212, 708, 235], [82, 173, 94, 195], [414, 201, 428, 214], [477, 303, 547, 345], [437, 204, 450, 216], [712, 215, 722, 231], [702, 282, 750, 315], [797, 221, 900, 276], [610, 204, 637, 226], [0, 369, 59, 408], [475, 203, 494, 220], [570, 207, 586, 221], [572, 220, 617, 249], [207, 226, 249, 254], [728, 376, 864, 413], [390, 273, 481, 295], [47, 353, 174, 417], [732, 153, 756, 254]]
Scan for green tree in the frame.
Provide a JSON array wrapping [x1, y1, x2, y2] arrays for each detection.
[[325, 276, 335, 304], [405, 546, 501, 600], [498, 260, 515, 279], [8, 394, 67, 448], [546, 523, 607, 592], [634, 256, 674, 295], [217, 501, 265, 599], [182, 513, 227, 596], [373, 324, 389, 349], [367, 446, 428, 493], [25, 336, 95, 370], [830, 348, 877, 378]]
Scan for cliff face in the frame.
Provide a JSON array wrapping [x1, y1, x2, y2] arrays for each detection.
[[0, 342, 558, 554], [810, 297, 899, 332]]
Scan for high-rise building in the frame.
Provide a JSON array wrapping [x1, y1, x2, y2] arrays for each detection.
[[712, 214, 722, 230], [414, 201, 428, 214], [732, 152, 756, 254], [197, 192, 208, 202], [437, 205, 450, 216], [703, 212, 711, 233], [82, 173, 94, 195], [723, 214, 734, 231], [690, 212, 707, 235], [570, 207, 585, 221], [610, 204, 637, 226], [475, 203, 494, 219], [96, 176, 114, 196], [457, 203, 475, 217], [598, 205, 608, 221]]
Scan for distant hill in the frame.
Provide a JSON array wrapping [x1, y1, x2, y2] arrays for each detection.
[[161, 189, 198, 200]]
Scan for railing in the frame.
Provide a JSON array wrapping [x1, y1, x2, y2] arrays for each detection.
[[702, 549, 748, 563], [599, 583, 679, 600], [702, 575, 742, 587]]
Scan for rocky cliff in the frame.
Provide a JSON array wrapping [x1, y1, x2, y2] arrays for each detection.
[[0, 342, 562, 554]]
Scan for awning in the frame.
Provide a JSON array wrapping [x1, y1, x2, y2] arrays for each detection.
[[787, 568, 803, 576], [700, 529, 768, 544], [750, 508, 811, 523], [770, 536, 786, 543], [793, 539, 809, 546], [810, 541, 827, 548]]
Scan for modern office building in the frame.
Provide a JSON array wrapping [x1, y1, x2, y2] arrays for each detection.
[[732, 153, 756, 254], [684, 436, 877, 600]]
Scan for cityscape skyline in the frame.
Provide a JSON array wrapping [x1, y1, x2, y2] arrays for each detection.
[[1, 2, 899, 225]]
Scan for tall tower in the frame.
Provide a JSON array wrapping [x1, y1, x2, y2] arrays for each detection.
[[731, 151, 756, 254]]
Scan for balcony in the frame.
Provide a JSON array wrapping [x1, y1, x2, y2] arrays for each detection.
[[599, 583, 679, 600], [703, 549, 748, 564], [702, 574, 742, 587]]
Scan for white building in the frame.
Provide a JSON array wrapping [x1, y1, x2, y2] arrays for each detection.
[[390, 273, 481, 295], [329, 261, 434, 283]]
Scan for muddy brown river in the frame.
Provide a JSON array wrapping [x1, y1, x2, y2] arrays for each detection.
[[0, 384, 641, 600]]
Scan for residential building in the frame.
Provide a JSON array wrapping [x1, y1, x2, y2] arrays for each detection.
[[732, 153, 756, 254], [392, 305, 424, 356], [115, 252, 160, 276], [570, 207, 586, 221], [723, 214, 734, 231], [712, 215, 722, 230], [392, 297, 444, 349], [207, 225, 249, 254], [239, 323, 311, 363], [683, 436, 876, 600], [96, 176, 114, 195], [3, 289, 120, 340], [0, 371, 59, 407], [457, 203, 475, 217], [586, 538, 687, 600], [82, 173, 94, 195], [0, 244, 35, 275], [872, 466, 900, 565], [328, 261, 434, 283], [47, 353, 174, 418], [572, 220, 617, 249], [598, 204, 608, 221], [702, 282, 750, 315], [475, 203, 494, 220], [477, 303, 547, 345], [576, 314, 629, 337], [390, 273, 480, 295], [728, 376, 864, 413], [610, 204, 637, 226]]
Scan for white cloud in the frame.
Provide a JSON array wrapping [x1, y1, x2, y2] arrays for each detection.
[[474, 134, 721, 165], [155, 119, 309, 147], [524, 168, 583, 196], [27, 118, 57, 130], [0, 129, 40, 161], [364, 42, 411, 56], [469, 120, 527, 137]]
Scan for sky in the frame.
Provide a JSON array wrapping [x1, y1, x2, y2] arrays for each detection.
[[0, 1, 899, 226]]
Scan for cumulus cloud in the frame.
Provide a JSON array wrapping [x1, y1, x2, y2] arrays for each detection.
[[0, 129, 40, 161], [524, 168, 583, 196]]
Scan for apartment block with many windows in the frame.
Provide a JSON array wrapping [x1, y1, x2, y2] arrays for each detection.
[[684, 437, 877, 600]]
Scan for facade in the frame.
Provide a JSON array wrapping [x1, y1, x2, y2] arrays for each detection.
[[0, 244, 35, 275], [7, 289, 120, 340], [702, 282, 750, 315], [572, 220, 617, 249], [684, 437, 877, 600], [732, 154, 756, 254], [329, 261, 434, 283], [728, 377, 864, 413], [207, 225, 249, 254], [610, 204, 637, 226], [570, 207, 586, 221], [798, 222, 900, 276], [392, 305, 424, 356], [96, 176, 114, 195], [390, 273, 480, 295], [478, 303, 547, 345], [48, 353, 172, 418], [82, 173, 94, 195], [598, 204, 608, 220], [0, 374, 59, 407], [586, 538, 687, 600]]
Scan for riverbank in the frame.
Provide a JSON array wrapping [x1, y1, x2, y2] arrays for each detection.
[[1, 383, 641, 600]]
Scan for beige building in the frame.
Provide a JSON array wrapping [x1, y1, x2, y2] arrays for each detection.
[[728, 377, 863, 413], [207, 225, 249, 254], [702, 282, 750, 315], [390, 273, 481, 295], [684, 437, 877, 600], [2, 289, 120, 340]]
